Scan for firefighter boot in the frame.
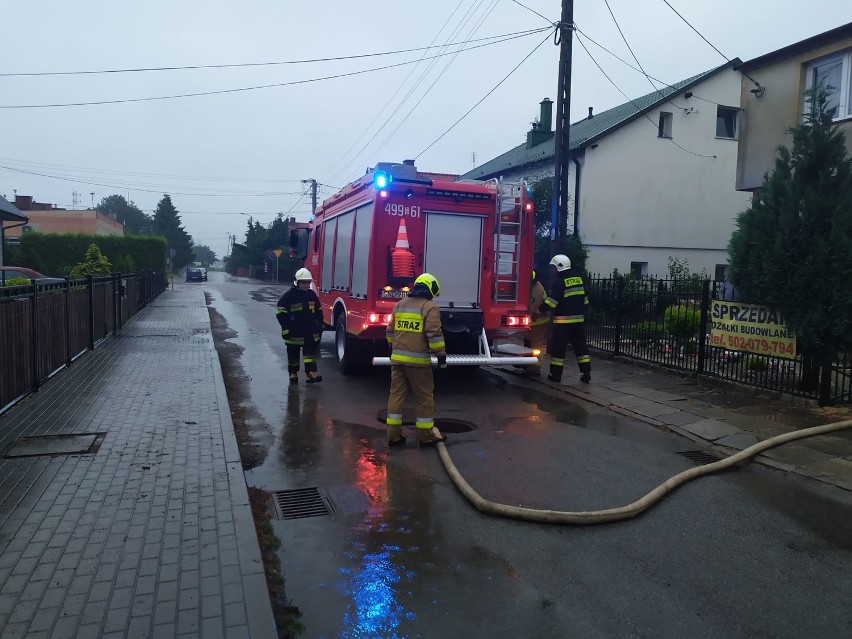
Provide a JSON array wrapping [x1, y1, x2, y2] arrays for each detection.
[[306, 371, 323, 384], [289, 372, 298, 385], [547, 358, 564, 383], [579, 358, 591, 384]]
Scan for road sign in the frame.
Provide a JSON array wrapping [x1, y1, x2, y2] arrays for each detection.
[[273, 248, 283, 258]]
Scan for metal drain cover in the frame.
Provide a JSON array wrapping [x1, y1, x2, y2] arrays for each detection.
[[677, 450, 723, 465], [272, 487, 334, 520], [4, 433, 106, 458]]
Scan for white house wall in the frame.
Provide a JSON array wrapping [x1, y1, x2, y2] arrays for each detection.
[[575, 68, 751, 278]]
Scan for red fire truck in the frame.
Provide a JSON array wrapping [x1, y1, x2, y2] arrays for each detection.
[[293, 160, 539, 373]]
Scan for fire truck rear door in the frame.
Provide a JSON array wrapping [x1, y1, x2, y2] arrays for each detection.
[[423, 213, 482, 308]]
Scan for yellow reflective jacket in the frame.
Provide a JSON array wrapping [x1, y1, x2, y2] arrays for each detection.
[[386, 291, 446, 366], [530, 280, 550, 326]]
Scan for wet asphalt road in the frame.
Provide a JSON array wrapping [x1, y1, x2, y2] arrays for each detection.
[[205, 274, 852, 639]]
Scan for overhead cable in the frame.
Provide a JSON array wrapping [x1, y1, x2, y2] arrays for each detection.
[[0, 28, 549, 109], [574, 36, 716, 159], [0, 29, 547, 77], [415, 29, 552, 160]]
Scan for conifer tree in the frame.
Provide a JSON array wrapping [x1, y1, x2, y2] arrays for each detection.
[[728, 87, 852, 400], [152, 194, 194, 271]]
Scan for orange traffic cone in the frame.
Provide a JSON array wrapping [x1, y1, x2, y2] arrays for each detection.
[[391, 219, 415, 277]]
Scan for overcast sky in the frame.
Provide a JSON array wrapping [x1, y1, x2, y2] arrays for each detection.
[[1, 1, 848, 261]]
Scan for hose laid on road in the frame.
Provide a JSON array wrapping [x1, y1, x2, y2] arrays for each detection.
[[431, 418, 852, 525]]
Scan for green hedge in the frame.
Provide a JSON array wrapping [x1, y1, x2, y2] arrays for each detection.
[[17, 233, 167, 276]]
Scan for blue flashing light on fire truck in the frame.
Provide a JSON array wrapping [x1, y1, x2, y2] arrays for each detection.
[[289, 160, 539, 374]]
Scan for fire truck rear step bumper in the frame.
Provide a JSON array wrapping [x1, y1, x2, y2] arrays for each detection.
[[371, 355, 538, 367]]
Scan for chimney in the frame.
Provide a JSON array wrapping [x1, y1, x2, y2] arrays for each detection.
[[588, 107, 594, 119], [540, 98, 553, 132], [15, 195, 34, 210], [526, 98, 554, 148]]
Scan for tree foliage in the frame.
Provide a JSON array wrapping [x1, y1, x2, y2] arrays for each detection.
[[70, 243, 113, 278], [728, 87, 852, 354], [530, 178, 588, 274], [193, 245, 217, 267], [152, 195, 194, 271], [97, 195, 153, 235], [226, 214, 301, 281]]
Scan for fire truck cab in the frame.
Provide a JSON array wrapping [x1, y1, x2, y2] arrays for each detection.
[[293, 160, 538, 373]]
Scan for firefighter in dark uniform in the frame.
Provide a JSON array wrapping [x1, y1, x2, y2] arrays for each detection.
[[276, 268, 324, 384], [544, 254, 591, 383], [385, 273, 448, 447]]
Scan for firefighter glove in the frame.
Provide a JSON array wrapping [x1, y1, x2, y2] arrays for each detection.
[[437, 355, 447, 369]]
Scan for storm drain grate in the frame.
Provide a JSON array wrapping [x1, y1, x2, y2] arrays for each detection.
[[3, 433, 106, 458], [272, 487, 334, 520], [677, 450, 723, 465]]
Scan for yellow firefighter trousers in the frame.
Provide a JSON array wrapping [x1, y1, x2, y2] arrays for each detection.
[[386, 365, 436, 443]]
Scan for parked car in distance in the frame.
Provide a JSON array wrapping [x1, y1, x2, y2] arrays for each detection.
[[186, 267, 204, 282], [199, 268, 208, 281], [0, 266, 65, 285]]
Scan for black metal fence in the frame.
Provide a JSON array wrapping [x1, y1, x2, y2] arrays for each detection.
[[584, 275, 851, 405], [0, 271, 166, 414]]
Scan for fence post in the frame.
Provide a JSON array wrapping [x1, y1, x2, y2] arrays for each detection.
[[31, 280, 40, 391], [87, 275, 95, 350], [696, 278, 711, 375], [64, 278, 72, 367], [613, 276, 624, 356], [113, 272, 119, 334]]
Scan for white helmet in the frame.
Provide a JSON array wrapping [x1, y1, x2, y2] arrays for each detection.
[[549, 254, 571, 272], [294, 268, 313, 283]]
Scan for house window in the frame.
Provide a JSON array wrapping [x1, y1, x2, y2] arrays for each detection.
[[714, 264, 728, 282], [716, 107, 738, 139], [630, 261, 648, 278], [658, 112, 673, 138], [806, 50, 851, 120]]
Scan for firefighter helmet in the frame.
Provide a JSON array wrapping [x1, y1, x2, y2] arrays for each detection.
[[414, 273, 441, 298], [294, 268, 313, 282], [549, 254, 571, 272]]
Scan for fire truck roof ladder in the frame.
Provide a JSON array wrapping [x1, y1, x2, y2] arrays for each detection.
[[494, 179, 522, 303]]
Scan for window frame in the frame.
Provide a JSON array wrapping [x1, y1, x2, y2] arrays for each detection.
[[715, 106, 739, 139], [658, 111, 673, 139], [805, 49, 852, 121]]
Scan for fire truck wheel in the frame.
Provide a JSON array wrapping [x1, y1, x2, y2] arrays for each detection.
[[335, 313, 361, 375]]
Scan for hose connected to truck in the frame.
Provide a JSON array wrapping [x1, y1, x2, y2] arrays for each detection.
[[431, 419, 852, 525]]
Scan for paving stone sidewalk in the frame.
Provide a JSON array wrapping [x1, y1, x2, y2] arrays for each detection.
[[0, 288, 276, 639], [508, 356, 852, 492]]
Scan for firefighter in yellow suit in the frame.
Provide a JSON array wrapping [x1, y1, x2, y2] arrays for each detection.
[[385, 273, 448, 447]]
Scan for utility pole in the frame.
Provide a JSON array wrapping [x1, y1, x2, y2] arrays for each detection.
[[551, 0, 575, 255], [301, 179, 318, 218]]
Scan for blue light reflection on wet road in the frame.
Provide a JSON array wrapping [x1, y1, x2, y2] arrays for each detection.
[[337, 441, 417, 639]]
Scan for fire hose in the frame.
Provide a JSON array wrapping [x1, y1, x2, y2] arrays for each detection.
[[430, 419, 852, 525]]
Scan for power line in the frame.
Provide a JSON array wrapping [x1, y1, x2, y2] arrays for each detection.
[[320, 0, 471, 183], [574, 36, 716, 159], [0, 29, 550, 109], [359, 0, 503, 175], [659, 0, 763, 91], [0, 164, 305, 196], [0, 157, 305, 183], [602, 0, 683, 109], [416, 29, 553, 160], [509, 0, 553, 25], [0, 29, 547, 77]]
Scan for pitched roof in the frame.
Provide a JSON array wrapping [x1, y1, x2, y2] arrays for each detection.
[[0, 194, 28, 223], [460, 60, 740, 180], [738, 22, 852, 72]]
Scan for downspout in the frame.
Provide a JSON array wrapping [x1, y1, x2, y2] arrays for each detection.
[[572, 156, 581, 237]]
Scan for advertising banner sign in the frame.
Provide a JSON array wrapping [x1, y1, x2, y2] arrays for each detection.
[[709, 301, 796, 359]]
